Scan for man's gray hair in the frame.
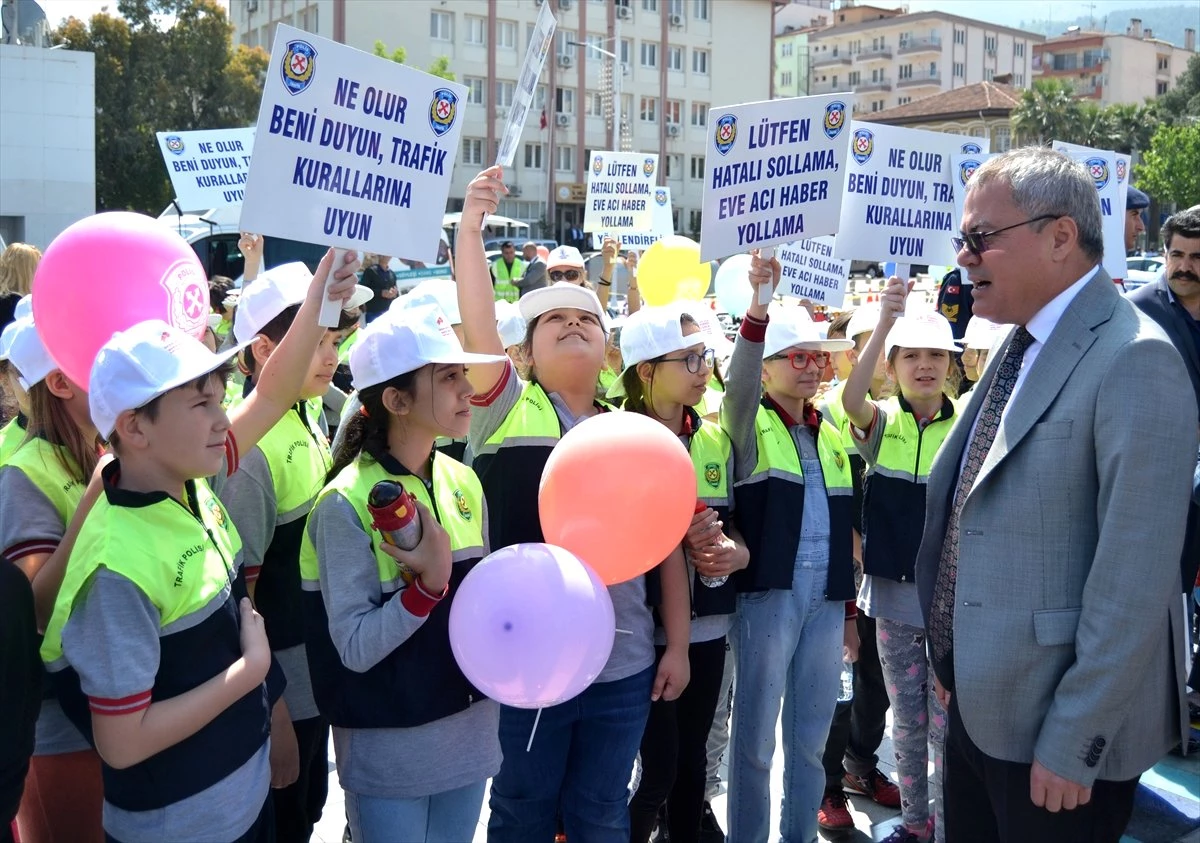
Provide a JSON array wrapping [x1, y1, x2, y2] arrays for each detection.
[[968, 147, 1105, 262]]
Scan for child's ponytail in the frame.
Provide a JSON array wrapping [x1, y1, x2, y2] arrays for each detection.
[[326, 370, 418, 484]]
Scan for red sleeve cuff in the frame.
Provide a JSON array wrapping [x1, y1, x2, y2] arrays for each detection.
[[739, 313, 768, 343], [844, 600, 857, 620], [3, 539, 60, 563], [400, 578, 449, 617], [244, 565, 262, 584], [224, 431, 240, 477], [470, 360, 513, 407], [89, 690, 152, 716]]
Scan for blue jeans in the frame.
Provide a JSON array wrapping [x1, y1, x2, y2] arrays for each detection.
[[728, 564, 844, 843], [345, 780, 486, 843], [488, 666, 654, 843]]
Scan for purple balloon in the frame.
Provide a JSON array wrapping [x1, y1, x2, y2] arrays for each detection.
[[449, 543, 616, 709]]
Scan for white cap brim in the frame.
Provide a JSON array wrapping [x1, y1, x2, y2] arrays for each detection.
[[345, 285, 373, 311], [518, 283, 607, 329]]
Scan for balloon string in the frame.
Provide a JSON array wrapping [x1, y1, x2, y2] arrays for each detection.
[[615, 628, 633, 635], [526, 707, 543, 753]]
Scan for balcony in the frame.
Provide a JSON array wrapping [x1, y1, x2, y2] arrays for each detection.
[[856, 46, 893, 62], [898, 36, 942, 55], [856, 76, 894, 92], [812, 80, 849, 95], [897, 70, 942, 88], [812, 51, 852, 69]]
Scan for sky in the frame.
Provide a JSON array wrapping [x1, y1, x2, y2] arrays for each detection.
[[33, 0, 1200, 33]]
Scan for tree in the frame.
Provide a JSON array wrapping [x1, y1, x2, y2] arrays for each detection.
[[54, 0, 267, 213], [1012, 79, 1080, 146], [372, 39, 455, 81], [1105, 102, 1160, 156], [1136, 122, 1200, 209]]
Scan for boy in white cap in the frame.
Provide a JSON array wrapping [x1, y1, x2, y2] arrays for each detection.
[[956, 316, 1007, 387], [39, 249, 359, 843]]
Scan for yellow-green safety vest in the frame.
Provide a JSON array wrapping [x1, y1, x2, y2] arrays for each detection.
[[0, 414, 28, 465], [492, 258, 524, 302]]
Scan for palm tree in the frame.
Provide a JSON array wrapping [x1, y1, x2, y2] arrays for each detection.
[[1076, 102, 1119, 149], [1012, 79, 1080, 146]]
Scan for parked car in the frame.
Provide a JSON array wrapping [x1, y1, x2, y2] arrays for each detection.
[[1126, 256, 1164, 275], [483, 237, 558, 251], [850, 260, 882, 278]]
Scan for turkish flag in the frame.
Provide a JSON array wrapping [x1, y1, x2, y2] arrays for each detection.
[[540, 109, 547, 130]]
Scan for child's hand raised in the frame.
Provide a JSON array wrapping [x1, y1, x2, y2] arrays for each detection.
[[307, 248, 361, 309], [463, 166, 508, 229], [746, 248, 780, 319], [879, 276, 914, 324]]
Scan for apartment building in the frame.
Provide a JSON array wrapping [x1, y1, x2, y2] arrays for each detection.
[[1033, 19, 1197, 105], [229, 0, 773, 241], [796, 3, 1041, 116]]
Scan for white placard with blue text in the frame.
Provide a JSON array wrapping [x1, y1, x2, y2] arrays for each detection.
[[156, 128, 256, 211], [835, 122, 989, 266], [949, 152, 1000, 234], [777, 236, 851, 307], [584, 151, 659, 237], [1052, 141, 1125, 280], [700, 94, 851, 262], [240, 24, 467, 262], [591, 185, 674, 250]]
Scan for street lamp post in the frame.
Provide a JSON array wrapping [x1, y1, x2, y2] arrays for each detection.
[[569, 36, 621, 152]]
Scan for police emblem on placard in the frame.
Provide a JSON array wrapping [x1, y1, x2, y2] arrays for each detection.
[[823, 101, 846, 139], [1085, 157, 1109, 190], [960, 142, 982, 154], [159, 259, 209, 339], [655, 188, 668, 206], [958, 159, 980, 187], [643, 157, 656, 177], [1116, 158, 1127, 183], [428, 88, 459, 137], [852, 128, 874, 165], [165, 135, 185, 155], [592, 154, 604, 175], [453, 489, 472, 521], [714, 114, 737, 156], [704, 462, 721, 489], [281, 40, 317, 96]]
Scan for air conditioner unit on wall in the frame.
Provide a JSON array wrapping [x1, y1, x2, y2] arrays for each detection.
[[559, 0, 572, 9], [246, 0, 258, 10], [669, 14, 683, 27], [617, 6, 633, 21], [556, 113, 570, 126], [667, 124, 680, 137], [558, 54, 574, 68], [509, 185, 523, 197]]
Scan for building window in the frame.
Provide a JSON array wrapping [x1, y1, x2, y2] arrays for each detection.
[[1157, 80, 1169, 95], [899, 64, 912, 80], [694, 0, 710, 21], [954, 28, 965, 45], [871, 100, 882, 112], [898, 96, 911, 105], [984, 35, 997, 52], [984, 68, 994, 81], [690, 155, 705, 179], [641, 42, 658, 68], [1158, 56, 1170, 71], [642, 0, 658, 10], [692, 48, 710, 75], [496, 81, 515, 108], [831, 74, 839, 87], [620, 38, 633, 64], [689, 208, 702, 233], [586, 92, 605, 117], [556, 88, 575, 114], [462, 138, 483, 166], [954, 62, 964, 77], [848, 71, 859, 85], [664, 153, 680, 178], [1015, 41, 1024, 57], [664, 98, 682, 124], [465, 15, 486, 45], [535, 85, 547, 109], [640, 96, 658, 122], [558, 31, 576, 58], [690, 101, 708, 126], [668, 45, 683, 71], [781, 42, 793, 58], [929, 61, 938, 76], [497, 20, 516, 49], [780, 71, 793, 87], [993, 126, 1012, 152], [871, 68, 883, 82], [556, 146, 575, 172], [670, 0, 684, 16], [464, 76, 485, 105], [1016, 73, 1024, 85], [430, 11, 453, 41], [524, 143, 544, 169]]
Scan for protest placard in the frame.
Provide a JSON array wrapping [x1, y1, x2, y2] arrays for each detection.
[[699, 94, 850, 262], [835, 123, 988, 267], [584, 151, 659, 236], [156, 128, 256, 211], [776, 236, 851, 307], [1052, 141, 1124, 280], [591, 185, 674, 250], [496, 1, 555, 168], [949, 152, 999, 233], [240, 24, 466, 266]]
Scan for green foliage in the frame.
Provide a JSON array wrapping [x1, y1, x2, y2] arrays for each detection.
[[426, 56, 456, 82], [1011, 78, 1163, 153], [1136, 123, 1200, 209], [372, 40, 405, 64], [372, 40, 455, 81], [1156, 53, 1200, 123], [55, 0, 267, 213]]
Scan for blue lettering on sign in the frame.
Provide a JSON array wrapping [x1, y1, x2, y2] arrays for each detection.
[[323, 207, 373, 241], [269, 105, 317, 142]]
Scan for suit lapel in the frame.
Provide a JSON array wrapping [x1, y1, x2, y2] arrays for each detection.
[[971, 273, 1114, 493]]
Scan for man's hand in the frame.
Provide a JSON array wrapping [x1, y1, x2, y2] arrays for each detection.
[[1030, 759, 1092, 812]]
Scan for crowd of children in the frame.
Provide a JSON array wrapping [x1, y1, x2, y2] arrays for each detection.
[[2, 166, 1014, 843]]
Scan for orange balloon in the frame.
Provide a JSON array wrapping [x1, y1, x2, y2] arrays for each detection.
[[539, 412, 696, 585], [537, 245, 551, 261]]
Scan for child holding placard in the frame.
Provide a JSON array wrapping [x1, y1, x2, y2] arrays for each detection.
[[38, 249, 359, 843], [840, 278, 960, 843], [456, 166, 691, 843], [720, 254, 859, 843], [301, 302, 503, 843], [612, 305, 747, 843]]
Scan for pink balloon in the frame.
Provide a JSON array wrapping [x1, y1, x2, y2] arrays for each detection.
[[537, 245, 550, 261], [32, 212, 210, 389], [449, 543, 615, 709], [540, 412, 695, 585]]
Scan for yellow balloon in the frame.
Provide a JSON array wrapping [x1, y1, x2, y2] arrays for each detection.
[[638, 236, 713, 306]]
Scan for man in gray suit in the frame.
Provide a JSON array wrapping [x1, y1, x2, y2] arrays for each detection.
[[516, 241, 548, 296], [916, 147, 1198, 841]]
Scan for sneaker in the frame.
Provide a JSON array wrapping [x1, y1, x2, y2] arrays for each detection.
[[817, 788, 854, 832], [879, 825, 921, 843], [698, 800, 726, 843], [843, 768, 902, 808]]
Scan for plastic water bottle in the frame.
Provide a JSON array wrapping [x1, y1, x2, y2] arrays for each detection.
[[838, 660, 855, 703], [367, 480, 422, 583]]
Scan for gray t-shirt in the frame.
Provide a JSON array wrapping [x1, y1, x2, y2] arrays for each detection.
[[62, 569, 270, 843], [468, 362, 656, 684], [307, 492, 501, 798]]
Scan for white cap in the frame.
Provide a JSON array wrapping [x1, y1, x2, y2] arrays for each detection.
[[89, 320, 249, 438], [2, 317, 57, 390], [14, 294, 32, 321], [845, 305, 880, 341], [764, 310, 853, 358], [607, 305, 712, 399], [349, 303, 505, 390], [957, 316, 1009, 350], [495, 299, 526, 348], [234, 262, 371, 340], [690, 309, 734, 359], [518, 281, 608, 331], [545, 245, 586, 270], [885, 312, 960, 355], [392, 278, 461, 325]]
